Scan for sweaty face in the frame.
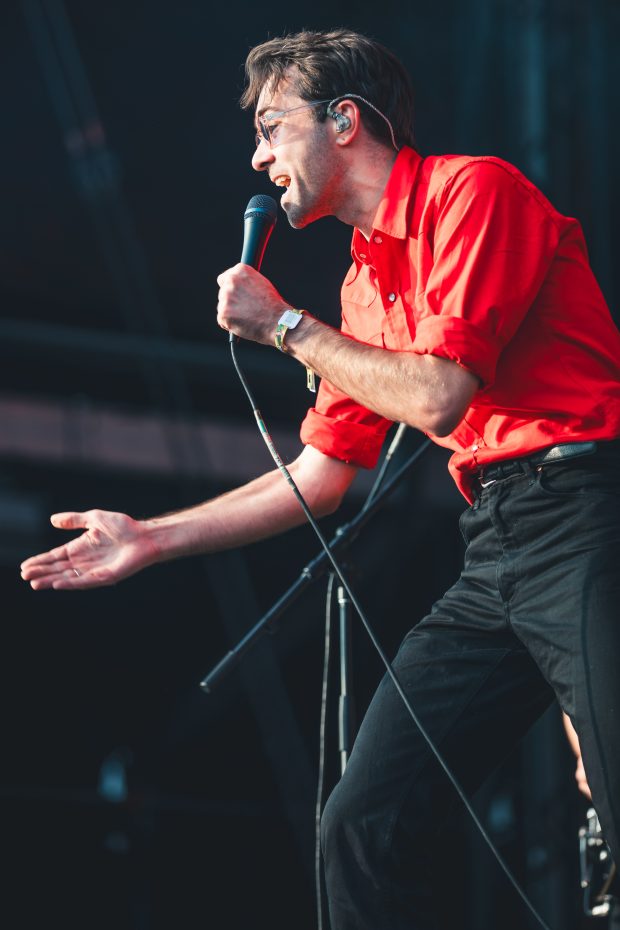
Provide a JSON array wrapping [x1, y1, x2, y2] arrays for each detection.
[[252, 81, 344, 229]]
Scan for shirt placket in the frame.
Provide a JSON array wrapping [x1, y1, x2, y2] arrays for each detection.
[[370, 235, 413, 350]]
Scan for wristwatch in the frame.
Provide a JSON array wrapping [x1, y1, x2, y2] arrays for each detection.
[[275, 307, 305, 352], [274, 307, 316, 392]]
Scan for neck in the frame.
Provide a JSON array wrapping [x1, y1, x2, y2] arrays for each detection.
[[335, 146, 398, 237]]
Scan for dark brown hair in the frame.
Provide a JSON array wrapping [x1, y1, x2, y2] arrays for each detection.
[[241, 29, 416, 150]]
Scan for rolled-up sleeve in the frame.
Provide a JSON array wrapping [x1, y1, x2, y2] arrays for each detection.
[[413, 161, 561, 387], [300, 377, 392, 468]]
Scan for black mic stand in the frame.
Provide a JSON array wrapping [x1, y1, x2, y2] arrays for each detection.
[[200, 434, 430, 693], [331, 422, 409, 774], [337, 579, 354, 775]]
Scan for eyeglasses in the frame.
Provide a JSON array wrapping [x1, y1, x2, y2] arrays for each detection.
[[254, 94, 400, 152], [255, 99, 331, 148]]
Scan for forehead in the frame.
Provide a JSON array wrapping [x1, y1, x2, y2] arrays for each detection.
[[255, 77, 304, 118]]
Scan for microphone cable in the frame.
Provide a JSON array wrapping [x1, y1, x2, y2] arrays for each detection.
[[228, 337, 553, 930]]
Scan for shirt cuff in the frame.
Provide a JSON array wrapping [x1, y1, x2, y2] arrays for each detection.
[[300, 408, 389, 468], [412, 315, 502, 387]]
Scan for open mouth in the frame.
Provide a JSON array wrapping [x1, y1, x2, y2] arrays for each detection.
[[272, 175, 291, 189]]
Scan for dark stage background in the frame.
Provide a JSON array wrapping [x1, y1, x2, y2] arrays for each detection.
[[1, 2, 618, 928]]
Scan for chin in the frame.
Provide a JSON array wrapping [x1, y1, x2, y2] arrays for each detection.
[[286, 215, 310, 230], [283, 207, 310, 229], [282, 199, 319, 230]]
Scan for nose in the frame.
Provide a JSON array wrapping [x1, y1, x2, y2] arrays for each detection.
[[251, 138, 274, 172]]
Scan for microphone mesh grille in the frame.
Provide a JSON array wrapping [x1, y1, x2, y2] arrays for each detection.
[[244, 194, 278, 220]]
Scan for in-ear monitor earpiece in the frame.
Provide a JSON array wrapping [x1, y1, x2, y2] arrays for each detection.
[[333, 112, 352, 133]]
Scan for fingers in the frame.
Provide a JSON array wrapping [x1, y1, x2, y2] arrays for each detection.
[[216, 265, 239, 292], [20, 513, 87, 585], [23, 563, 110, 591], [31, 573, 87, 591], [28, 569, 75, 591], [217, 264, 256, 286], [21, 556, 69, 579], [20, 554, 81, 589], [50, 511, 88, 530], [21, 512, 91, 579], [20, 562, 72, 589]]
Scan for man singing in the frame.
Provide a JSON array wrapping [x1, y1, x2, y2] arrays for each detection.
[[21, 29, 620, 930]]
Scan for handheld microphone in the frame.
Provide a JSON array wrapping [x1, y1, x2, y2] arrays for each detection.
[[231, 194, 278, 344], [240, 194, 278, 270]]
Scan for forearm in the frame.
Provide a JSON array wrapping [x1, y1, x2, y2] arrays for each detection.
[[285, 316, 477, 436], [217, 265, 479, 434], [143, 447, 355, 562], [145, 471, 310, 560]]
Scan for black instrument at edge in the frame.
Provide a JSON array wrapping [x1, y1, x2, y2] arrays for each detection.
[[580, 807, 620, 918]]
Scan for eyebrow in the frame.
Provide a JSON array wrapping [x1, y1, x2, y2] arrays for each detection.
[[255, 104, 278, 120]]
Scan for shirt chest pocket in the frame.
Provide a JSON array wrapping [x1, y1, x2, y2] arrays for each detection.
[[341, 266, 382, 344], [341, 299, 383, 345]]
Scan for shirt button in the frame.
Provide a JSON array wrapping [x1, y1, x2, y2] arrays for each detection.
[[359, 252, 367, 260], [387, 292, 396, 302], [373, 235, 383, 244], [471, 444, 479, 452]]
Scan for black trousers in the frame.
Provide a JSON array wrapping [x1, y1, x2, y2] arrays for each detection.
[[321, 441, 620, 930]]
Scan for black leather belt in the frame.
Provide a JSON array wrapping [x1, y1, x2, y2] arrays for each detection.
[[477, 441, 598, 489]]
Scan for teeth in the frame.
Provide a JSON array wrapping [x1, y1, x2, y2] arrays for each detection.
[[273, 176, 291, 188]]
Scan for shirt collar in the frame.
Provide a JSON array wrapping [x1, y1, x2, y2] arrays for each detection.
[[351, 146, 423, 262]]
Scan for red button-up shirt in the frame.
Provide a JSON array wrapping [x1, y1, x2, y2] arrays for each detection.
[[299, 146, 620, 502]]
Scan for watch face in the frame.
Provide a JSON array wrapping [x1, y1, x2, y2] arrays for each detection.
[[278, 308, 303, 328]]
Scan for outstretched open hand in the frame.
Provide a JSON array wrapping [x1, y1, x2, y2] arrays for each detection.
[[20, 510, 158, 591]]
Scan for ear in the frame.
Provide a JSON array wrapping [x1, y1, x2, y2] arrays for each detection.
[[329, 99, 361, 146]]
